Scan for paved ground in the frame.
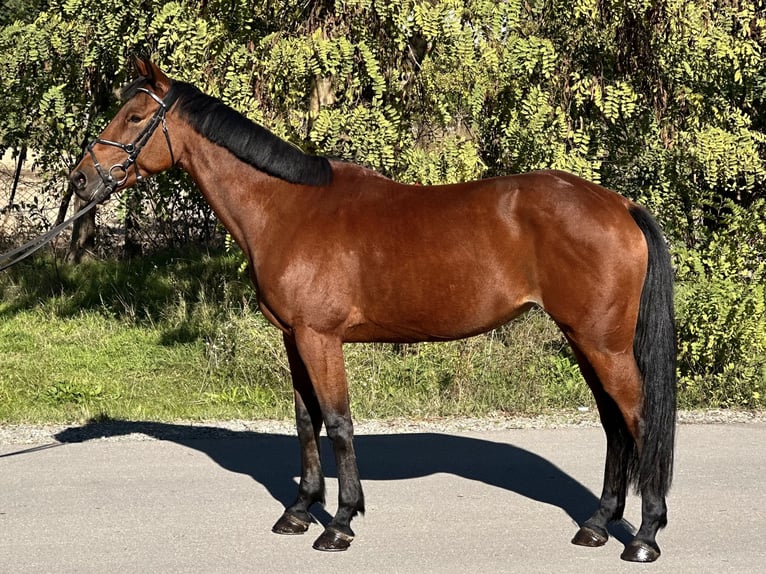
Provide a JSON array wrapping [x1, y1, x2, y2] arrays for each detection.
[[1, 419, 764, 573]]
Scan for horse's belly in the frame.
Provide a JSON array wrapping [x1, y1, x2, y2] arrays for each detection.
[[344, 281, 536, 343]]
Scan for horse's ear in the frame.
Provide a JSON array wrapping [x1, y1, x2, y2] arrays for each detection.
[[132, 56, 171, 96]]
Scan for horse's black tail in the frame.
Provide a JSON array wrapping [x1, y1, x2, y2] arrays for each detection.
[[629, 205, 677, 497]]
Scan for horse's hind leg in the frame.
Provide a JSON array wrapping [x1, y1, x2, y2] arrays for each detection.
[[568, 339, 667, 562], [568, 340, 635, 548], [272, 335, 326, 535]]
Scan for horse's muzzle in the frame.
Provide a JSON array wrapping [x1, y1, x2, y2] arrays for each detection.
[[69, 169, 95, 201]]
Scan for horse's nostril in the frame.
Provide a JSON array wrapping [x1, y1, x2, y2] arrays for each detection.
[[70, 171, 87, 190]]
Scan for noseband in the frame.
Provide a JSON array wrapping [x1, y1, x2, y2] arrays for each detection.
[[86, 86, 177, 198]]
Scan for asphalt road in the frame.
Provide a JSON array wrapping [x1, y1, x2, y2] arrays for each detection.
[[1, 419, 764, 574]]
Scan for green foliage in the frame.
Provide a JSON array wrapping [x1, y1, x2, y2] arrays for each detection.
[[0, 0, 44, 26], [1, 0, 765, 412], [675, 200, 766, 408], [44, 380, 104, 405]]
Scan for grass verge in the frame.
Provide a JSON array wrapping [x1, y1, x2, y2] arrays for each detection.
[[4, 247, 744, 424]]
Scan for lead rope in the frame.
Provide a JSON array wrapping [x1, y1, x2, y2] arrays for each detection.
[[0, 189, 111, 272]]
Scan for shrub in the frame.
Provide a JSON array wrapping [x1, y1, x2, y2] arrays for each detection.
[[675, 201, 766, 408]]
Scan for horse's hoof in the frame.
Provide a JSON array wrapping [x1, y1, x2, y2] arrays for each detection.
[[571, 525, 608, 547], [621, 539, 661, 562], [312, 527, 354, 552], [272, 512, 312, 535]]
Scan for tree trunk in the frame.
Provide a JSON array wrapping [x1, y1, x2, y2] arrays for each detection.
[[54, 183, 73, 227], [5, 144, 27, 209], [67, 196, 97, 263], [123, 189, 142, 258]]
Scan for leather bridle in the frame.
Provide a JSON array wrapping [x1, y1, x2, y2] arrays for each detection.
[[85, 86, 177, 198]]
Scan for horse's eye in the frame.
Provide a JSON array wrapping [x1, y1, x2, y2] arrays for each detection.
[[128, 115, 142, 123]]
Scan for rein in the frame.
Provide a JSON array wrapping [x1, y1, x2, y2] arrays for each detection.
[[0, 189, 108, 271], [0, 86, 176, 272]]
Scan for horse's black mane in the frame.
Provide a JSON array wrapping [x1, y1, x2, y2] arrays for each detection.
[[121, 77, 332, 186]]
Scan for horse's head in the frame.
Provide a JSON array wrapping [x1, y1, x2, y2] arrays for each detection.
[[69, 57, 178, 202]]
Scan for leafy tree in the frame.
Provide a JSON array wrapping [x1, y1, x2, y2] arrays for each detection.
[[0, 0, 45, 26], [0, 0, 763, 405]]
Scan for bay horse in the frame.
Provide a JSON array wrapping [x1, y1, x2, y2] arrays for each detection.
[[69, 58, 676, 562]]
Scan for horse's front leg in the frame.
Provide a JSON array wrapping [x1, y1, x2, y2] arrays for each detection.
[[292, 327, 364, 551], [272, 334, 326, 535]]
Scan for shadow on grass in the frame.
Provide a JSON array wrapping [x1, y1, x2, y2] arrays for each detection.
[[0, 248, 254, 345], [52, 419, 634, 548], [0, 248, 245, 316]]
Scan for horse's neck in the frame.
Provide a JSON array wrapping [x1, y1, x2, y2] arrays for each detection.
[[177, 134, 284, 258]]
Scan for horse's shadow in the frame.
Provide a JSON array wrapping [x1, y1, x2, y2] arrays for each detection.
[[53, 420, 634, 546]]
